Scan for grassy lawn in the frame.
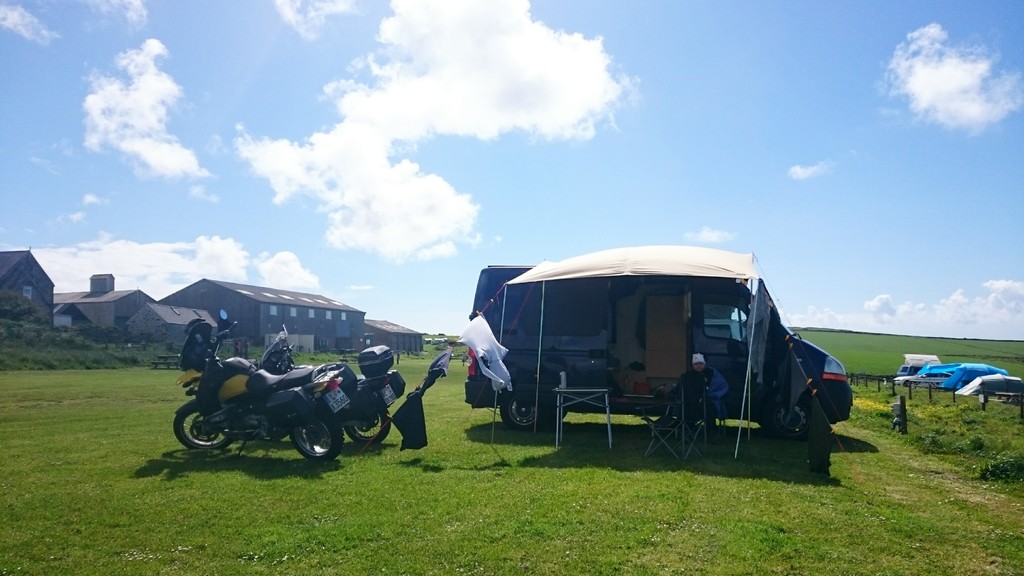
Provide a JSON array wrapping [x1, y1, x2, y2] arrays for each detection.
[[2, 356, 1023, 575]]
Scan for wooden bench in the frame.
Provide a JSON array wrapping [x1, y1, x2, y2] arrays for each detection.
[[151, 354, 179, 369]]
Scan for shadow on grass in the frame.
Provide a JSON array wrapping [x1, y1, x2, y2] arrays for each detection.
[[398, 456, 512, 474], [463, 421, 874, 485], [133, 444, 342, 480]]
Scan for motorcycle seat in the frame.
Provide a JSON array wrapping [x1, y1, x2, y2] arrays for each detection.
[[247, 366, 315, 398]]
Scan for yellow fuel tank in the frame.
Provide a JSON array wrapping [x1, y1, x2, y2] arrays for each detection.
[[218, 374, 251, 402]]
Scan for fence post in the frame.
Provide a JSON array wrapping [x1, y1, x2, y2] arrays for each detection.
[[891, 395, 907, 434], [927, 383, 932, 402]]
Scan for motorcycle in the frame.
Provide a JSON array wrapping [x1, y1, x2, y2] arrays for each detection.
[[171, 309, 403, 457], [254, 326, 406, 445], [172, 311, 351, 461]]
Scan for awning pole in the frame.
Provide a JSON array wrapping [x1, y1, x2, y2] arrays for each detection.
[[532, 281, 546, 434], [735, 279, 760, 459]]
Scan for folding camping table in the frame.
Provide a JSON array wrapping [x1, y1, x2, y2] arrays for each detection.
[[554, 386, 613, 449]]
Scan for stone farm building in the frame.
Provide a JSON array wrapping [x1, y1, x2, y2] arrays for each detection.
[[363, 319, 424, 354], [159, 279, 365, 353], [53, 274, 154, 329], [126, 303, 217, 346]]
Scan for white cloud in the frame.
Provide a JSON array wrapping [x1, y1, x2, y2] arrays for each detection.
[[0, 4, 58, 44], [684, 226, 735, 244], [788, 160, 834, 180], [82, 193, 107, 205], [32, 234, 252, 299], [863, 294, 897, 318], [86, 0, 147, 26], [274, 0, 357, 40], [788, 280, 1024, 340], [31, 235, 327, 299], [83, 39, 210, 179], [255, 251, 320, 291], [56, 211, 87, 225], [886, 23, 1023, 133], [188, 185, 219, 203], [30, 156, 60, 175], [237, 0, 631, 263]]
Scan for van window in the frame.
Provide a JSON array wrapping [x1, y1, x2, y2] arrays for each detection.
[[509, 278, 607, 338], [703, 302, 747, 341]]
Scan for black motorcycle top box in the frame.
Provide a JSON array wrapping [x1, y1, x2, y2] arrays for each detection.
[[358, 345, 394, 378]]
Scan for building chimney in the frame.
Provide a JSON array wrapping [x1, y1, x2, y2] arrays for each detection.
[[90, 274, 115, 294]]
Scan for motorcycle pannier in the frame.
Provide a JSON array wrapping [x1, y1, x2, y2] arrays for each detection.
[[265, 386, 315, 425], [358, 345, 394, 378], [382, 371, 406, 402]]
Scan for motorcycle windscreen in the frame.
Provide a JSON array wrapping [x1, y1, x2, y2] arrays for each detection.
[[179, 321, 213, 371]]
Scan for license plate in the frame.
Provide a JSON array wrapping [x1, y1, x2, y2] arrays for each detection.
[[323, 387, 350, 412], [380, 384, 397, 405]]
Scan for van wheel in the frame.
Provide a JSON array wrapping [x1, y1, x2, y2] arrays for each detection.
[[499, 393, 537, 431], [760, 397, 810, 440]]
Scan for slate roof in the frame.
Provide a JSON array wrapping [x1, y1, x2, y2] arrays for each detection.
[[54, 289, 153, 304], [144, 303, 216, 326], [365, 319, 421, 334], [0, 250, 31, 281], [207, 279, 362, 313]]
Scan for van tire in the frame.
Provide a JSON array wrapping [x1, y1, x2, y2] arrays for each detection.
[[499, 393, 554, 432], [499, 393, 537, 431], [760, 396, 810, 440]]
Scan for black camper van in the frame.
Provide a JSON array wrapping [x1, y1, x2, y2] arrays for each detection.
[[463, 250, 852, 440]]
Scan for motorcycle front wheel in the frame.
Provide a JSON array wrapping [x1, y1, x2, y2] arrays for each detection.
[[173, 406, 233, 450], [343, 412, 391, 444], [291, 416, 345, 461]]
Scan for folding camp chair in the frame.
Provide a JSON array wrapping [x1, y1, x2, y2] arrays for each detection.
[[680, 376, 707, 460], [640, 402, 683, 459]]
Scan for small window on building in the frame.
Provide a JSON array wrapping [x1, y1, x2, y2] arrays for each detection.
[[290, 307, 297, 317], [341, 312, 347, 321], [269, 305, 278, 316], [326, 310, 333, 320], [22, 286, 32, 299], [309, 309, 315, 319]]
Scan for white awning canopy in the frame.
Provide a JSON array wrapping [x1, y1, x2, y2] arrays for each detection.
[[507, 245, 758, 285]]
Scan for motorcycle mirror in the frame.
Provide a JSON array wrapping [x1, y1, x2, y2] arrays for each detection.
[[216, 309, 232, 332]]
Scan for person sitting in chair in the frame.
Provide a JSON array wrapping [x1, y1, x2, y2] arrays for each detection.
[[678, 353, 729, 437]]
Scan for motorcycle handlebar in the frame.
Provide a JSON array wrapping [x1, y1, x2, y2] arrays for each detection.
[[215, 321, 237, 341]]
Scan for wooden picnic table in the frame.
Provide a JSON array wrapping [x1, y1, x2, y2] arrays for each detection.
[[151, 354, 179, 369]]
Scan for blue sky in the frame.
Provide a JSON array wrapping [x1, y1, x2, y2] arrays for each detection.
[[2, 0, 1022, 340]]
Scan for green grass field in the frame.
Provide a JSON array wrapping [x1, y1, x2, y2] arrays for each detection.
[[2, 348, 1023, 575], [794, 328, 1024, 377]]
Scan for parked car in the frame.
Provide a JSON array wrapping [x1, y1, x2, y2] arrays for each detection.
[[903, 371, 953, 388]]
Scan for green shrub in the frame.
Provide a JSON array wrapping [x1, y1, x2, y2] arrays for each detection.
[[955, 435, 986, 454], [919, 433, 947, 454], [0, 290, 50, 323], [979, 452, 1024, 482]]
